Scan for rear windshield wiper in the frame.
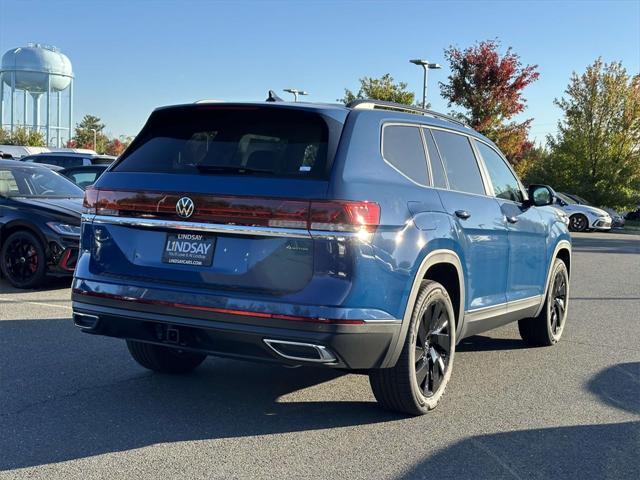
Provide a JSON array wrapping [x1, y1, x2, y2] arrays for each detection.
[[190, 164, 276, 175]]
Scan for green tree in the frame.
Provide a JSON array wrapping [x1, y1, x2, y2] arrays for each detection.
[[0, 127, 46, 147], [73, 115, 109, 153], [440, 40, 539, 166], [546, 59, 640, 209], [341, 73, 415, 105]]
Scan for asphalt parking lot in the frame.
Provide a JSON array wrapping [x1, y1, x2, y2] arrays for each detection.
[[1, 231, 638, 479]]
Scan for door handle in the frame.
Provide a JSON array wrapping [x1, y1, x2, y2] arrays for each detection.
[[506, 215, 519, 224], [455, 210, 471, 220]]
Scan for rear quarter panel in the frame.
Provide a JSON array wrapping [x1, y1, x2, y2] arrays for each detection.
[[326, 110, 470, 320]]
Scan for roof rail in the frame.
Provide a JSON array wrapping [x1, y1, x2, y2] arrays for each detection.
[[347, 99, 467, 127]]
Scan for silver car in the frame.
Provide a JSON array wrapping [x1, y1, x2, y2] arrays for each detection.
[[554, 192, 612, 232], [563, 193, 625, 229]]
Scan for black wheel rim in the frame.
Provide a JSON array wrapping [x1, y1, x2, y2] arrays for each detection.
[[550, 270, 567, 336], [415, 300, 451, 397], [570, 216, 586, 231], [4, 238, 39, 283]]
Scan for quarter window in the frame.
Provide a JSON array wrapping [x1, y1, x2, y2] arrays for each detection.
[[382, 125, 429, 185], [475, 141, 523, 203], [431, 130, 485, 195]]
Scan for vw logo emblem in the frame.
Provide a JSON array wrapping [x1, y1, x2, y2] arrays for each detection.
[[176, 197, 195, 218]]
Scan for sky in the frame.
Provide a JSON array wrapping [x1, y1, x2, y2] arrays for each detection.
[[0, 0, 639, 143]]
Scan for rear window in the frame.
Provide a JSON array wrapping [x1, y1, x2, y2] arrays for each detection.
[[113, 107, 332, 178]]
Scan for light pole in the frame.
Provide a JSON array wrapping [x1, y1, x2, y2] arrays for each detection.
[[409, 59, 442, 109], [283, 88, 308, 102], [89, 128, 97, 152]]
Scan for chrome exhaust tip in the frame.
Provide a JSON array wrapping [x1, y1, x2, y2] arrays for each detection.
[[263, 339, 338, 364], [73, 312, 99, 330]]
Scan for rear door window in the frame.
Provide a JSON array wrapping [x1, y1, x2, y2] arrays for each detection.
[[431, 130, 486, 195], [423, 129, 448, 189], [382, 125, 428, 185], [113, 107, 332, 179]]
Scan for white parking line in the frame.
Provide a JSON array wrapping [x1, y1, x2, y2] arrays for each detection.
[[0, 298, 72, 311]]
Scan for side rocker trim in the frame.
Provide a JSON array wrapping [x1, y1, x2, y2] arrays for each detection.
[[380, 249, 465, 368]]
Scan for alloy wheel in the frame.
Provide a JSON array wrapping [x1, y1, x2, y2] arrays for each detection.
[[569, 215, 587, 232], [415, 300, 451, 397], [550, 270, 568, 337], [4, 237, 40, 284]]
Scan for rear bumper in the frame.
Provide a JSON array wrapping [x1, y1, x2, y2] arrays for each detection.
[[71, 298, 401, 370]]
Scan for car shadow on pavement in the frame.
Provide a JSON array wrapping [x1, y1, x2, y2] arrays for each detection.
[[397, 421, 639, 479], [0, 318, 404, 471], [571, 235, 640, 254], [587, 362, 639, 415], [456, 335, 529, 352], [398, 362, 640, 479]]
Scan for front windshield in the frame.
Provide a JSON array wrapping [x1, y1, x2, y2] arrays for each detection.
[[0, 166, 83, 198], [555, 192, 577, 205]]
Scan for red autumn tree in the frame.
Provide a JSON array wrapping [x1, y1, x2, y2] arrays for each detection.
[[440, 40, 539, 165], [105, 137, 132, 156]]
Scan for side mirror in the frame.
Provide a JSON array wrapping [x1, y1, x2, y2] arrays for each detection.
[[527, 184, 555, 207]]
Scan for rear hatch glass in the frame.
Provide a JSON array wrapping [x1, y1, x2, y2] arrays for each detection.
[[112, 106, 335, 179]]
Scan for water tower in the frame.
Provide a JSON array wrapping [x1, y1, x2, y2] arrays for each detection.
[[0, 43, 74, 147]]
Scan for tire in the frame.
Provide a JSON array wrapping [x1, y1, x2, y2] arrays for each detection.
[[126, 340, 207, 374], [518, 258, 569, 347], [369, 280, 456, 415], [0, 230, 47, 289], [569, 214, 588, 232]]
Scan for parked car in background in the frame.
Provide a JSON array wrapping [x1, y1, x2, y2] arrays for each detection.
[[73, 99, 571, 416], [60, 165, 108, 189], [0, 160, 83, 288], [554, 192, 611, 232], [21, 152, 116, 168], [624, 205, 640, 222], [562, 192, 625, 229]]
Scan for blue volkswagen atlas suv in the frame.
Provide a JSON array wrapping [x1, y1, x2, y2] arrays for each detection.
[[72, 99, 571, 415]]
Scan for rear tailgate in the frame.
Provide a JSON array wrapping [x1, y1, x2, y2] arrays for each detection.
[[81, 104, 349, 295]]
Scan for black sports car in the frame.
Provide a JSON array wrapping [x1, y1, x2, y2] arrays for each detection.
[[0, 160, 83, 288]]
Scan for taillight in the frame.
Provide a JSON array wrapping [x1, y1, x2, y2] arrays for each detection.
[[309, 201, 380, 232], [83, 189, 380, 234], [82, 187, 98, 214]]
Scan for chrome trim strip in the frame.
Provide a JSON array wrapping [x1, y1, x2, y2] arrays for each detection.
[[89, 215, 377, 240], [91, 215, 312, 239], [263, 339, 338, 364], [464, 295, 542, 323]]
